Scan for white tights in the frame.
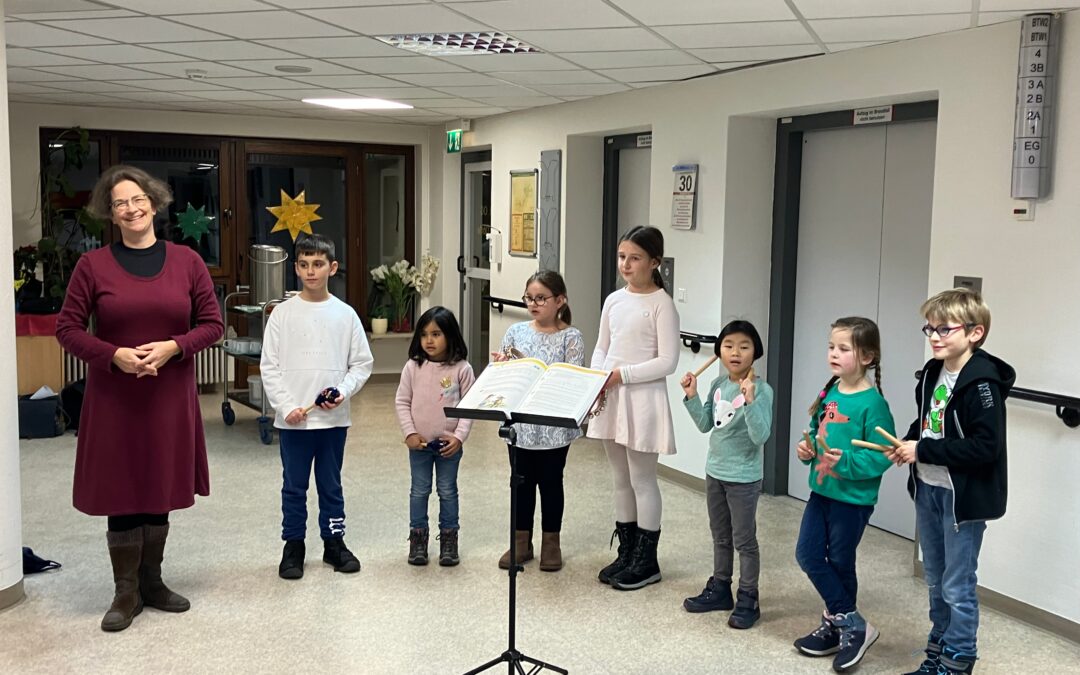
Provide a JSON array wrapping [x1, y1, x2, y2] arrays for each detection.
[[604, 440, 662, 531]]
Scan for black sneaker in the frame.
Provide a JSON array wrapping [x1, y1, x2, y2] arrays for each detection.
[[408, 528, 429, 566], [902, 638, 943, 675], [438, 528, 459, 567], [831, 610, 879, 673], [794, 612, 840, 656], [278, 540, 305, 580], [682, 576, 733, 613], [727, 588, 760, 629], [937, 646, 976, 674], [323, 537, 361, 573]]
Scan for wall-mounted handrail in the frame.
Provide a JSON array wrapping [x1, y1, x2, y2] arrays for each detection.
[[680, 331, 717, 354], [483, 295, 528, 314], [1011, 387, 1080, 428]]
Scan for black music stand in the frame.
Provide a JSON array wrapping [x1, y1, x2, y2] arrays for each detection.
[[445, 407, 575, 675]]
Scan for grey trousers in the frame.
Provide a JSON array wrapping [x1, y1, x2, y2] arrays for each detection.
[[706, 476, 761, 592]]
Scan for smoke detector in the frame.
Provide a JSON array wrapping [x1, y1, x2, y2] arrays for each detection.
[[184, 68, 208, 80]]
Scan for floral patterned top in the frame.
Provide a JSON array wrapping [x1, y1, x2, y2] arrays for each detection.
[[500, 321, 586, 450]]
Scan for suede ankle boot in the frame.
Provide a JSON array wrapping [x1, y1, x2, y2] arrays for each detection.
[[101, 528, 144, 632], [597, 521, 636, 584], [539, 531, 562, 572], [498, 530, 533, 569], [139, 524, 190, 613]]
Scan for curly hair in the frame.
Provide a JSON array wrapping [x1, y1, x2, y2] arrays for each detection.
[[88, 164, 173, 221]]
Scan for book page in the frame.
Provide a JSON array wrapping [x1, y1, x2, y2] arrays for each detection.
[[456, 358, 548, 416], [517, 363, 609, 424]]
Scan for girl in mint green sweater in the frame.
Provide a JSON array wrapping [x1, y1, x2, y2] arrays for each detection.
[[679, 320, 773, 630], [792, 317, 895, 673]]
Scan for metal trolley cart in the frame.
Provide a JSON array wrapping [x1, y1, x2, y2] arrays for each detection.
[[220, 286, 285, 445]]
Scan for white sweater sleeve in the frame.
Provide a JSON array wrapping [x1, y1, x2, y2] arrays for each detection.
[[338, 314, 374, 399], [259, 308, 297, 415], [590, 298, 612, 370], [622, 296, 681, 384]]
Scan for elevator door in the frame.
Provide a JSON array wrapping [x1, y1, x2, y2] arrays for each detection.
[[786, 120, 936, 539]]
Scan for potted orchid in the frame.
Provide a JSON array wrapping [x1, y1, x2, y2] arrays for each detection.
[[369, 254, 440, 333]]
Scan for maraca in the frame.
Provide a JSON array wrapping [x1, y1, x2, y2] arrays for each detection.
[[303, 387, 341, 415]]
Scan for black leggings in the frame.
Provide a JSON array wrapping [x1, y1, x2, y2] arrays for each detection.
[[107, 513, 169, 532], [510, 446, 570, 533]]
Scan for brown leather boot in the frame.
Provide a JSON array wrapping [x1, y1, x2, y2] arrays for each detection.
[[101, 528, 144, 632], [539, 531, 563, 572], [498, 530, 533, 569], [139, 524, 190, 612]]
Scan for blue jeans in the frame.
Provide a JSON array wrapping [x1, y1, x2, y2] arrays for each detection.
[[409, 446, 462, 529], [279, 427, 348, 541], [916, 478, 986, 656], [795, 492, 874, 616]]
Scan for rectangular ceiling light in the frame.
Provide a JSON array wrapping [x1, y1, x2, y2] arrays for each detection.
[[374, 32, 541, 56], [302, 98, 413, 110]]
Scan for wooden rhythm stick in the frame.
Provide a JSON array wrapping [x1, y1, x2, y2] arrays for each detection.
[[802, 430, 816, 457], [692, 355, 718, 378], [852, 439, 891, 453], [874, 426, 903, 447]]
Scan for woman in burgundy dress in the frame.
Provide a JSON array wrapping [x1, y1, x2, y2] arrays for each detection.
[[56, 165, 223, 632]]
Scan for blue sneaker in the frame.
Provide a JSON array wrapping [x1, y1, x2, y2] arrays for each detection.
[[794, 611, 841, 656], [831, 610, 879, 673], [682, 576, 733, 613]]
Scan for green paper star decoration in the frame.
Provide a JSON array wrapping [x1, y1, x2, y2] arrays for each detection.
[[177, 203, 213, 243]]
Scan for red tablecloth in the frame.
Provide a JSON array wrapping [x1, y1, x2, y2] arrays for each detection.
[[15, 313, 59, 337]]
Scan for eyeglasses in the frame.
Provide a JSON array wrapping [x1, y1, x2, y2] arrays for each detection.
[[521, 294, 550, 306], [921, 323, 974, 338], [110, 194, 150, 212]]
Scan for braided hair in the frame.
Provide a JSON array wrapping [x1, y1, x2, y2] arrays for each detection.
[[806, 316, 884, 419]]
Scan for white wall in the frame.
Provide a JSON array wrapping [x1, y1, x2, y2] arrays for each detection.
[[445, 15, 1080, 624]]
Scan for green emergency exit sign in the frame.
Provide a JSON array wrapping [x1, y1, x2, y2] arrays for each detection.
[[446, 129, 462, 154]]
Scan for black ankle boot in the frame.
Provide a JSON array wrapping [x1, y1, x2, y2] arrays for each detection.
[[278, 540, 305, 580], [727, 588, 760, 629], [323, 537, 361, 573], [611, 527, 661, 590], [598, 521, 636, 584], [438, 528, 459, 567], [408, 528, 429, 566]]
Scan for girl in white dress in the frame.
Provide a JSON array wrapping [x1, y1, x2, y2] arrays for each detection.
[[588, 226, 680, 590]]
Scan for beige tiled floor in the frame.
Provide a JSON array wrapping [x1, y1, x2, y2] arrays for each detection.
[[3, 380, 1079, 674]]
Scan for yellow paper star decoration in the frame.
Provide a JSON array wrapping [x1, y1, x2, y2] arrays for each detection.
[[266, 189, 322, 241]]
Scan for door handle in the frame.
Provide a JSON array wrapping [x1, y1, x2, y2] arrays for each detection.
[[457, 255, 466, 274], [472, 255, 480, 267]]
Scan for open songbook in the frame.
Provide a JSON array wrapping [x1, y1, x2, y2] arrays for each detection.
[[446, 358, 609, 428]]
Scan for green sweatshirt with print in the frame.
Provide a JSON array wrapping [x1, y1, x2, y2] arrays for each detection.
[[684, 375, 774, 483], [802, 384, 896, 506]]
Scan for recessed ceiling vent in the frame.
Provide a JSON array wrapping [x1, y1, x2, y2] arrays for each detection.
[[374, 32, 542, 56]]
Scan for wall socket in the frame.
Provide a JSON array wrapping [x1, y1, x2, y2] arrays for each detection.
[[677, 288, 687, 302]]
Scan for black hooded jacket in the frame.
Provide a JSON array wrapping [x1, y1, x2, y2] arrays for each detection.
[[902, 349, 1016, 524]]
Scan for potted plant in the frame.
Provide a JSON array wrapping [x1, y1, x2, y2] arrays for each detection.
[[369, 254, 440, 333], [370, 306, 389, 335]]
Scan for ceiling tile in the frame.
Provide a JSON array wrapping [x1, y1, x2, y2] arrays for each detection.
[[300, 5, 490, 35], [5, 21, 115, 46], [292, 74, 410, 88], [474, 95, 563, 106], [187, 89, 287, 101], [430, 83, 540, 97], [5, 67, 81, 82], [433, 106, 510, 116], [209, 76, 320, 90], [42, 17, 230, 42], [5, 48, 97, 67], [4, 0, 108, 12], [271, 0, 427, 6], [532, 82, 630, 96], [810, 14, 971, 42], [977, 11, 1027, 26], [328, 56, 469, 74], [445, 0, 634, 30], [149, 40, 302, 60], [255, 36, 406, 58], [453, 53, 577, 72], [656, 21, 813, 48], [6, 82, 67, 94], [511, 28, 671, 52], [23, 91, 126, 104], [168, 11, 354, 39], [563, 49, 700, 69], [125, 61, 262, 78], [690, 44, 822, 62], [35, 63, 169, 80], [488, 69, 609, 85], [39, 44, 190, 63], [407, 98, 487, 108], [120, 78, 230, 91], [133, 0, 277, 12], [980, 0, 1080, 9], [393, 72, 501, 87], [11, 9, 137, 20], [825, 41, 887, 51], [610, 0, 795, 24], [714, 60, 768, 71], [40, 80, 150, 93], [597, 64, 716, 82], [344, 90, 460, 101], [794, 0, 971, 19], [105, 91, 209, 102], [251, 88, 357, 100], [222, 59, 362, 76]]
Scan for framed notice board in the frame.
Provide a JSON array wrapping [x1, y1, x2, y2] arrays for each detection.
[[509, 169, 537, 257]]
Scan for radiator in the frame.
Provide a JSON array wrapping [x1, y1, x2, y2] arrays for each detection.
[[62, 345, 224, 388]]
